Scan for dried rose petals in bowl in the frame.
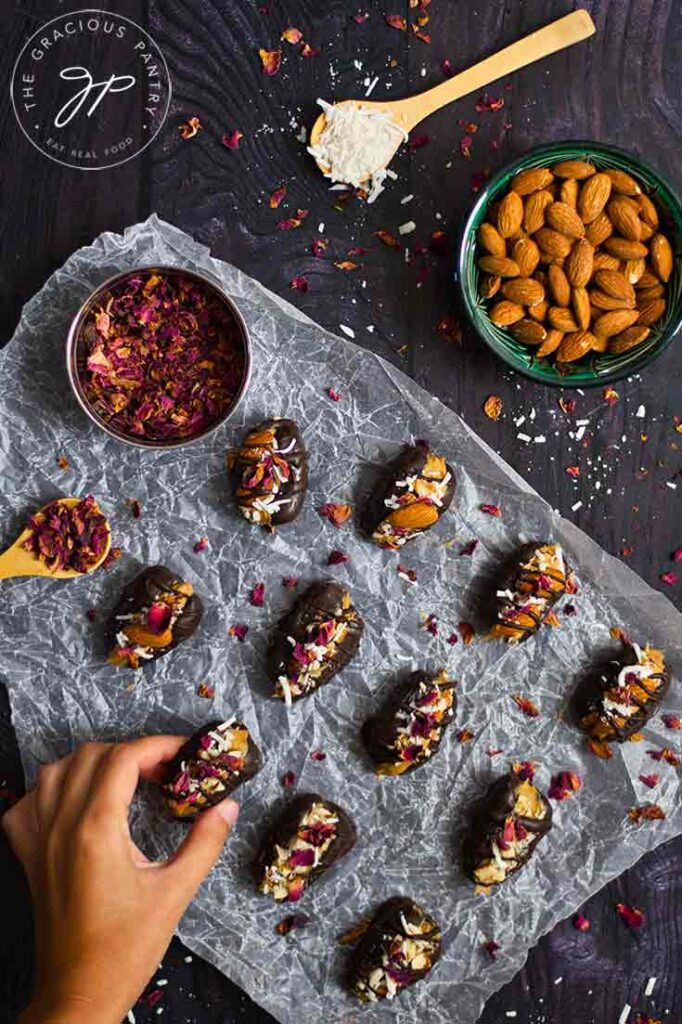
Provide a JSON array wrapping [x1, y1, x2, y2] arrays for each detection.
[[22, 495, 110, 574], [67, 267, 251, 448]]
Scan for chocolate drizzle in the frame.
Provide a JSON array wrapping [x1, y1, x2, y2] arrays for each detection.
[[490, 542, 568, 644], [577, 642, 670, 745]]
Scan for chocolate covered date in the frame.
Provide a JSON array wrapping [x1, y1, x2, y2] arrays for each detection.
[[462, 766, 552, 888], [577, 641, 670, 755], [163, 718, 262, 819], [228, 417, 308, 528], [362, 443, 455, 550], [489, 542, 568, 644], [107, 565, 203, 669], [269, 580, 364, 703], [362, 669, 456, 777], [348, 896, 441, 1003], [255, 793, 356, 902]]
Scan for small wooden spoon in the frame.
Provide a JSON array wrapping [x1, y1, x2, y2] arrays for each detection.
[[0, 497, 112, 580], [309, 10, 596, 179]]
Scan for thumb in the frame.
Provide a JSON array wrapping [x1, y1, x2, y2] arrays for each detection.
[[164, 799, 239, 903]]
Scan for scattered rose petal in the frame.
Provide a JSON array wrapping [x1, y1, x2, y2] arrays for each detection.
[[310, 238, 328, 257], [300, 42, 320, 57], [616, 903, 644, 929], [610, 626, 631, 643], [512, 694, 540, 718], [327, 549, 349, 566], [429, 230, 448, 256], [471, 169, 491, 193], [603, 386, 619, 406], [397, 564, 417, 583], [566, 574, 579, 595], [282, 576, 299, 589], [146, 990, 164, 1008], [86, 608, 97, 621], [57, 455, 69, 470], [412, 29, 431, 44], [673, 547, 682, 562], [460, 134, 474, 158], [193, 537, 209, 554], [310, 750, 326, 762], [269, 184, 287, 208], [588, 737, 613, 759], [441, 58, 455, 77], [484, 395, 503, 420], [565, 466, 580, 478], [628, 803, 666, 824], [423, 613, 438, 637], [512, 760, 535, 781], [352, 13, 369, 25], [281, 770, 296, 788], [197, 682, 215, 699], [221, 130, 243, 149], [660, 571, 678, 586], [459, 539, 479, 556], [249, 582, 265, 607], [126, 498, 141, 519], [476, 94, 504, 112], [621, 546, 634, 557], [662, 713, 681, 730], [544, 610, 561, 628], [648, 747, 680, 766], [436, 316, 462, 343], [484, 940, 500, 960], [276, 913, 310, 935], [447, 632, 458, 645], [326, 387, 342, 402], [573, 912, 590, 931], [281, 27, 303, 43], [102, 546, 123, 571], [480, 503, 501, 517], [290, 275, 309, 292], [229, 623, 249, 642], [559, 397, 576, 414], [457, 728, 474, 743], [278, 208, 308, 230], [548, 771, 582, 801], [487, 748, 503, 757], [563, 603, 577, 617], [374, 229, 402, 249], [178, 116, 202, 139], [408, 133, 429, 152], [640, 773, 659, 789], [459, 622, 475, 645], [385, 14, 407, 29], [347, 246, 368, 256], [258, 48, 282, 75], [318, 503, 352, 527]]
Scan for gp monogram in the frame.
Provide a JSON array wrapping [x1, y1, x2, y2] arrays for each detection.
[[10, 9, 171, 170]]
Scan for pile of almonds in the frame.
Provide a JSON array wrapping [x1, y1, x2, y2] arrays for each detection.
[[476, 160, 674, 364]]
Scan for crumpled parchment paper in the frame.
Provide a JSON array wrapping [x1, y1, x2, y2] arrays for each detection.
[[1, 215, 680, 1024]]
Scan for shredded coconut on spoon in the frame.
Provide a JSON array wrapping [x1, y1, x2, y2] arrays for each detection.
[[307, 99, 407, 203]]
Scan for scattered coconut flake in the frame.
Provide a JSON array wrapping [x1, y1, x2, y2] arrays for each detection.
[[618, 1004, 632, 1024], [644, 977, 657, 996], [635, 405, 646, 418], [534, 435, 547, 443], [127, 1013, 136, 1024], [401, 194, 414, 204], [339, 324, 355, 338], [517, 432, 531, 443], [572, 500, 583, 511], [365, 76, 379, 97], [398, 220, 416, 235]]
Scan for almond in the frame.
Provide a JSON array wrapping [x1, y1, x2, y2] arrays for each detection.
[[590, 288, 635, 311], [510, 320, 547, 345], [501, 277, 545, 307], [637, 297, 666, 326], [609, 325, 651, 355], [636, 284, 666, 304], [565, 238, 594, 287], [512, 238, 541, 277], [478, 222, 507, 257], [593, 252, 621, 273], [578, 173, 613, 224], [560, 178, 579, 208], [572, 286, 591, 330], [603, 237, 648, 261], [523, 190, 554, 234], [510, 167, 555, 195], [637, 194, 659, 229], [388, 502, 439, 530], [548, 264, 571, 306], [607, 197, 642, 241], [594, 270, 636, 303], [490, 300, 525, 326], [623, 258, 646, 284], [650, 233, 673, 283], [552, 160, 596, 180], [556, 330, 596, 362], [535, 329, 564, 358], [548, 306, 580, 332], [585, 212, 614, 247], [528, 300, 549, 323], [535, 227, 573, 259], [639, 222, 655, 241], [593, 309, 640, 339], [604, 168, 642, 196], [123, 624, 174, 648], [546, 201, 586, 239], [497, 191, 524, 238], [636, 269, 662, 290], [478, 256, 520, 277], [479, 274, 501, 299], [590, 331, 608, 353]]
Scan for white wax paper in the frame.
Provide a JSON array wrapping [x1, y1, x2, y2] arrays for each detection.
[[1, 215, 680, 1024]]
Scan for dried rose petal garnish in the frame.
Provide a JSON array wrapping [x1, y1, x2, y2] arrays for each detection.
[[548, 771, 582, 801], [178, 116, 202, 139], [457, 727, 474, 743], [673, 547, 682, 562], [318, 503, 352, 527], [447, 632, 458, 645], [22, 495, 109, 574], [385, 14, 407, 29], [281, 770, 296, 788], [616, 903, 644, 928], [269, 184, 287, 208], [258, 48, 282, 75], [327, 550, 349, 566], [126, 498, 141, 519], [512, 694, 540, 718], [275, 913, 310, 935], [374, 230, 402, 250], [82, 273, 245, 442], [326, 387, 342, 401], [229, 623, 249, 642], [559, 397, 576, 414], [193, 537, 209, 554], [197, 682, 215, 699], [310, 750, 326, 762], [573, 912, 590, 931], [102, 546, 122, 570], [648, 748, 680, 766], [483, 395, 503, 420], [660, 571, 678, 586], [290, 275, 309, 292], [436, 316, 462, 343], [282, 576, 299, 589], [281, 27, 303, 43], [57, 455, 69, 470], [512, 760, 535, 781], [628, 803, 666, 824], [459, 622, 475, 645], [483, 940, 500, 960], [602, 386, 619, 406], [565, 466, 580, 478], [639, 774, 659, 789], [352, 13, 369, 25], [277, 209, 308, 231], [662, 713, 681, 729], [480, 503, 501, 517], [459, 539, 479, 556], [86, 608, 97, 621], [249, 582, 265, 607], [397, 564, 417, 583], [423, 614, 438, 637], [311, 238, 328, 257]]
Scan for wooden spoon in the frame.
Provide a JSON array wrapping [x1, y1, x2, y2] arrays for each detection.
[[0, 497, 112, 580], [309, 10, 596, 180]]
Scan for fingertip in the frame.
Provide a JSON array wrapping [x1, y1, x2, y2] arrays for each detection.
[[215, 799, 239, 826]]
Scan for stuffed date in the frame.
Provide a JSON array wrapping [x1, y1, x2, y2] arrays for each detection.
[[228, 417, 307, 528], [163, 718, 262, 819], [255, 793, 356, 902], [489, 542, 568, 644], [269, 580, 364, 703], [462, 765, 552, 888], [107, 565, 203, 669], [362, 442, 455, 550], [577, 641, 670, 757], [348, 896, 441, 1003], [362, 669, 456, 777]]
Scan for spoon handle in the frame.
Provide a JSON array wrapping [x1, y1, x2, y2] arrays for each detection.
[[392, 10, 596, 132]]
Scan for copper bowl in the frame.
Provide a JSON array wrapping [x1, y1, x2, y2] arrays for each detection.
[[66, 265, 252, 449]]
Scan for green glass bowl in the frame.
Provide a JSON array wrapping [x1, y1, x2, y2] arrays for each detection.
[[456, 141, 682, 387]]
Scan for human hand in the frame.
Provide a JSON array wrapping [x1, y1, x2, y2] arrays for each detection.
[[2, 736, 239, 1024]]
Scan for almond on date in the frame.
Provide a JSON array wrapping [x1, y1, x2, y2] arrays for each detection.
[[479, 256, 520, 278], [501, 277, 545, 307], [388, 503, 439, 530], [490, 300, 525, 326], [565, 238, 594, 287], [593, 309, 640, 339], [556, 329, 596, 362], [650, 233, 673, 283], [510, 320, 547, 345], [609, 325, 651, 354], [604, 168, 642, 196], [510, 167, 555, 195], [478, 223, 507, 258], [497, 192, 524, 238], [552, 160, 596, 180]]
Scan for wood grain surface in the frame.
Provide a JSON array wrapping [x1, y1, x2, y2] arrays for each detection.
[[0, 2, 680, 1023]]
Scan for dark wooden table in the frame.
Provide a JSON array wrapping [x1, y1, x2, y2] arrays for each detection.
[[1, 2, 680, 1022]]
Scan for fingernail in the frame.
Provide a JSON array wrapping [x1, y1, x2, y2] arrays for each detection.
[[217, 799, 240, 825]]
